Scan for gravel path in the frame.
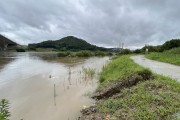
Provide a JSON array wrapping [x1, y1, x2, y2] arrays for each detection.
[[131, 55, 180, 82]]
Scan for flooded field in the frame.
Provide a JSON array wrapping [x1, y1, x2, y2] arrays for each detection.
[[0, 52, 109, 120]]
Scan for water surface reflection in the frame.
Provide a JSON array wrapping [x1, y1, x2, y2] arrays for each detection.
[[0, 52, 109, 120]]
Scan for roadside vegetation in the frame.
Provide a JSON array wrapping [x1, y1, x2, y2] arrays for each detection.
[[145, 47, 180, 65], [80, 55, 180, 120]]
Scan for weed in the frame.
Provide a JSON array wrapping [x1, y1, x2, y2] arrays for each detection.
[[82, 67, 96, 80]]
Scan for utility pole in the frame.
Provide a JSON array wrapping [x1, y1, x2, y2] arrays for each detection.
[[122, 42, 124, 50], [119, 42, 121, 53]]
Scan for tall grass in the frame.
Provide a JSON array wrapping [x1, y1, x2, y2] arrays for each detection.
[[82, 67, 96, 80], [145, 47, 180, 65]]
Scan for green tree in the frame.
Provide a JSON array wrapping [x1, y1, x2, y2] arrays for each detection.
[[118, 49, 132, 55], [161, 39, 180, 51]]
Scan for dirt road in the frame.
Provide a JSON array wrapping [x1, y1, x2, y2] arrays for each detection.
[[131, 55, 180, 82]]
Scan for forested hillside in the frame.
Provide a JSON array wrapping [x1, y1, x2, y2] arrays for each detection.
[[28, 36, 108, 51]]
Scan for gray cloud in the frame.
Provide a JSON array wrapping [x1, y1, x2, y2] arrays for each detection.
[[0, 0, 180, 48]]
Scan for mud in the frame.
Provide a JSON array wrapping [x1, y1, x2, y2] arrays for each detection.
[[79, 106, 106, 120], [92, 70, 152, 100]]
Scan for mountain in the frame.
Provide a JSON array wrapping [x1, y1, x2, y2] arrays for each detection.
[[28, 36, 108, 51]]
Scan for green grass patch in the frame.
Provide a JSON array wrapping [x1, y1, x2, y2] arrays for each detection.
[[98, 55, 148, 91], [95, 55, 180, 119], [145, 47, 180, 65], [97, 75, 180, 120]]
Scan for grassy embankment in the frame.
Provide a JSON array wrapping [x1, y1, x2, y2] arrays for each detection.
[[145, 47, 180, 66], [85, 55, 180, 119]]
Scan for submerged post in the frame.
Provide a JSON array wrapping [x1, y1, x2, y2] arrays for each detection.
[[54, 84, 56, 106]]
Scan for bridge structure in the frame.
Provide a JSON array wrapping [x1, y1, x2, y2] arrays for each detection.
[[0, 34, 18, 51]]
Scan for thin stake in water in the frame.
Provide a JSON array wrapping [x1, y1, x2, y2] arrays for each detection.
[[54, 84, 56, 106]]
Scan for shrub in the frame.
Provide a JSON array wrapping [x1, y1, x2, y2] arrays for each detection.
[[107, 52, 113, 56], [0, 99, 10, 120], [95, 51, 106, 56], [141, 45, 163, 53], [133, 49, 142, 54], [75, 51, 92, 57], [28, 46, 36, 51], [57, 52, 71, 57], [16, 48, 26, 52], [118, 49, 132, 55]]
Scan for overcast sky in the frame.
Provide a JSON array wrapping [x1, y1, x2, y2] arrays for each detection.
[[0, 0, 180, 48]]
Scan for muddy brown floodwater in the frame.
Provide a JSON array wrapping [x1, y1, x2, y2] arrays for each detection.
[[0, 52, 109, 120]]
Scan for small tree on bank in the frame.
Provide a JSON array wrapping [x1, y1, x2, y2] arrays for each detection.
[[0, 99, 10, 120]]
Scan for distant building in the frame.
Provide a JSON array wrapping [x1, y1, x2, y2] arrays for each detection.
[[0, 34, 18, 51]]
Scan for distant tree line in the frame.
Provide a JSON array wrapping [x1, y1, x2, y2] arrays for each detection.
[[134, 39, 180, 53], [116, 39, 180, 55], [28, 36, 179, 54], [57, 50, 113, 57]]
